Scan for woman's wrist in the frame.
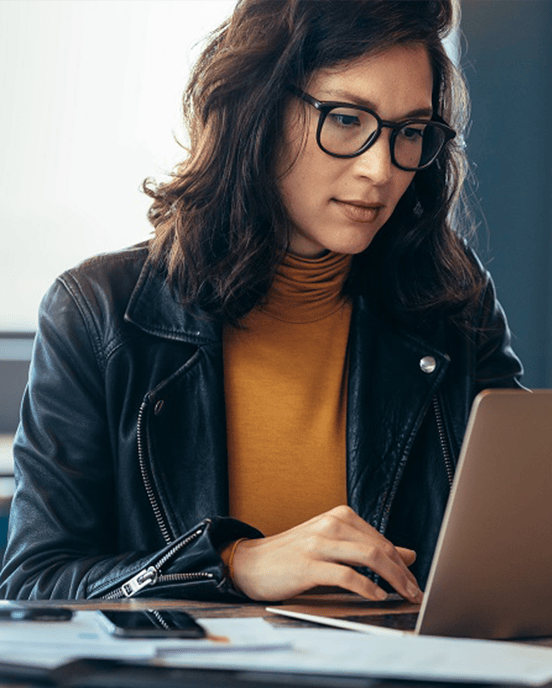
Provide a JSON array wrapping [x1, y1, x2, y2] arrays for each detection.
[[220, 537, 250, 589]]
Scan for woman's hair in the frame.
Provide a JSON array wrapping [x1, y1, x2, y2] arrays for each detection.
[[144, 0, 483, 327]]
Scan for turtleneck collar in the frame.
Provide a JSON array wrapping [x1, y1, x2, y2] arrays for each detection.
[[259, 251, 353, 324]]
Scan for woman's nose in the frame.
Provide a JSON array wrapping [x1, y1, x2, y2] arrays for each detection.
[[351, 131, 394, 184]]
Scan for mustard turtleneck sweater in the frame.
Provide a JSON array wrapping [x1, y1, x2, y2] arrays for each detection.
[[222, 251, 353, 537]]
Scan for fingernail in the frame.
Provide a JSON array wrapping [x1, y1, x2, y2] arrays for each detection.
[[407, 582, 422, 601], [375, 588, 388, 601]]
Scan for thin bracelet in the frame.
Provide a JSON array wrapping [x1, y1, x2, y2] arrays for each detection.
[[226, 537, 249, 582]]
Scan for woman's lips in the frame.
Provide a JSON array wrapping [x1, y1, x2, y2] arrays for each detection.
[[334, 199, 384, 223]]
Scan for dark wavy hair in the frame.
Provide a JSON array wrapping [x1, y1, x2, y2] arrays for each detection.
[[144, 0, 483, 326]]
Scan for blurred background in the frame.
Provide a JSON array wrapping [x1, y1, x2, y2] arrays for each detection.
[[0, 0, 551, 481], [462, 0, 552, 390]]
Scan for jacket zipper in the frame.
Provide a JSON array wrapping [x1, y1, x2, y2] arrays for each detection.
[[101, 524, 214, 600], [137, 398, 172, 545], [99, 400, 216, 600], [379, 393, 455, 536], [432, 395, 455, 488]]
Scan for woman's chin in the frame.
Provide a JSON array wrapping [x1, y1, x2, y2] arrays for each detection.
[[289, 227, 381, 258]]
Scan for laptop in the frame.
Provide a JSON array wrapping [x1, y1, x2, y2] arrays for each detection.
[[268, 389, 552, 640]]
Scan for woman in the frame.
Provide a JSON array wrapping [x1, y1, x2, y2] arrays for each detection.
[[0, 0, 522, 602]]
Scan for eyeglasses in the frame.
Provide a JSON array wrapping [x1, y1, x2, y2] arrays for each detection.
[[290, 86, 456, 171]]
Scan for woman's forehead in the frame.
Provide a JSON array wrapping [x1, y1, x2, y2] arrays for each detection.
[[306, 45, 434, 118]]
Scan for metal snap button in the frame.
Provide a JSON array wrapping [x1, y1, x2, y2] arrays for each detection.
[[419, 356, 436, 374], [154, 399, 165, 415]]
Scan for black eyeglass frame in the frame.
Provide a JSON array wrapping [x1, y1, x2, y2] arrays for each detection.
[[290, 86, 456, 171]]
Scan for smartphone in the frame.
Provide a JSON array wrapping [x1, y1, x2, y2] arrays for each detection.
[[97, 609, 206, 639]]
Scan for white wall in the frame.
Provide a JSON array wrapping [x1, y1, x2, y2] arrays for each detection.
[[0, 0, 461, 332], [0, 0, 237, 331]]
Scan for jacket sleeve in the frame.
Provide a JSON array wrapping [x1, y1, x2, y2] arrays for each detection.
[[0, 278, 261, 601], [474, 271, 525, 392]]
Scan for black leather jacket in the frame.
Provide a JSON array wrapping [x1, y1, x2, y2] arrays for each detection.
[[0, 243, 523, 600]]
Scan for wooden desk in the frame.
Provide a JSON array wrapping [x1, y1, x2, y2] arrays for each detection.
[[0, 589, 419, 628], [5, 590, 552, 641]]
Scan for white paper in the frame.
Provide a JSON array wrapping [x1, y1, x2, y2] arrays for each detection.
[[155, 618, 292, 654], [161, 620, 552, 686], [0, 611, 158, 666], [0, 611, 291, 669], [2, 611, 552, 685]]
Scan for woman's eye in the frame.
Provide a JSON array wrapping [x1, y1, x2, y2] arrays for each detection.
[[401, 126, 425, 141], [328, 112, 361, 128]]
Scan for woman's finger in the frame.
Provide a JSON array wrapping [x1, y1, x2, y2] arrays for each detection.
[[307, 507, 420, 592], [312, 561, 389, 601], [310, 534, 423, 603], [397, 546, 417, 567]]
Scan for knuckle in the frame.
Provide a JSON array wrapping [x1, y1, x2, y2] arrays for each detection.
[[365, 544, 380, 563], [330, 504, 354, 520], [380, 542, 395, 559], [314, 514, 339, 534]]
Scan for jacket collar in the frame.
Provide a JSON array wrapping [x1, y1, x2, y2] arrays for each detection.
[[125, 257, 222, 345], [125, 252, 450, 359]]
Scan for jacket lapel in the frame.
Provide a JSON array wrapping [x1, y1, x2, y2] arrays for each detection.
[[124, 261, 229, 537], [347, 296, 450, 531]]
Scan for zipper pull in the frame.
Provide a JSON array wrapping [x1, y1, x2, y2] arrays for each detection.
[[120, 565, 158, 597]]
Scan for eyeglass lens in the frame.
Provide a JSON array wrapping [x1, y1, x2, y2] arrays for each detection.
[[320, 107, 446, 170]]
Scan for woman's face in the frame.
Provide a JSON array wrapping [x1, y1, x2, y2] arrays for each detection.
[[276, 44, 434, 258]]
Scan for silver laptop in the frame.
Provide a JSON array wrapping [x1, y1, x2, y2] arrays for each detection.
[[416, 388, 552, 639], [270, 389, 552, 639]]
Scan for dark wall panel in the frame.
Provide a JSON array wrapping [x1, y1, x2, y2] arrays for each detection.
[[461, 0, 552, 387]]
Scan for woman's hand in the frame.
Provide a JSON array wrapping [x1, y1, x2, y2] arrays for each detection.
[[230, 505, 423, 603]]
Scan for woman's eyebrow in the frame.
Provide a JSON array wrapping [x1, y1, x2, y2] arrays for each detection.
[[319, 89, 433, 119]]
